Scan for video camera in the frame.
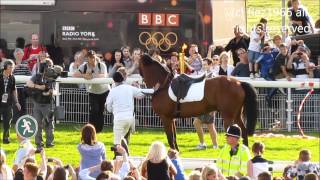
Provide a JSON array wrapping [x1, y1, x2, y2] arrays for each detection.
[[38, 61, 62, 93], [110, 145, 117, 152], [39, 61, 62, 82]]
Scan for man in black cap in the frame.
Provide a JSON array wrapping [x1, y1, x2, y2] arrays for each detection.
[[217, 124, 251, 177]]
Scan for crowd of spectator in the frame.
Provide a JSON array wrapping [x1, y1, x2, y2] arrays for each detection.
[[0, 123, 319, 180]]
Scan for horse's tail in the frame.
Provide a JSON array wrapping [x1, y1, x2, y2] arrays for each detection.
[[240, 81, 258, 135]]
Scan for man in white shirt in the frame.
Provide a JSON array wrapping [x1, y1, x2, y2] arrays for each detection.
[[106, 72, 158, 148], [73, 50, 109, 133]]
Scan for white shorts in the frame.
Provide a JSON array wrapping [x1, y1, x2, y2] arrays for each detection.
[[113, 118, 134, 144]]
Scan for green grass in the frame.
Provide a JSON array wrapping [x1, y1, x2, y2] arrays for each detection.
[[247, 0, 320, 36], [1, 124, 319, 168]]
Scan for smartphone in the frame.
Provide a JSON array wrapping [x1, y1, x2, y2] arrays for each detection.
[[47, 158, 54, 162]]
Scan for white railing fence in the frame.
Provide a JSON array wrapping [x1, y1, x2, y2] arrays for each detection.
[[16, 76, 320, 133]]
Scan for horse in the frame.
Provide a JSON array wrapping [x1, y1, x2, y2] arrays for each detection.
[[139, 54, 258, 151]]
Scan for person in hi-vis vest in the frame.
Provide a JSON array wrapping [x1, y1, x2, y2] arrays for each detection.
[[217, 124, 251, 177]]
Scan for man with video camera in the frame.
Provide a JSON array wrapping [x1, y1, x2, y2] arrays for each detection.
[[26, 58, 59, 149]]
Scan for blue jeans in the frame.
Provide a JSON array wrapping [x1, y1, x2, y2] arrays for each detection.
[[262, 74, 278, 104]]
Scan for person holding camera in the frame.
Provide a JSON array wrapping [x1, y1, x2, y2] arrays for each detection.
[[187, 44, 203, 75], [287, 47, 314, 80], [79, 159, 120, 180], [0, 59, 21, 144], [46, 157, 77, 180], [26, 58, 55, 149], [13, 147, 47, 180], [113, 145, 131, 179], [22, 33, 48, 71], [12, 133, 35, 172], [73, 50, 109, 133]]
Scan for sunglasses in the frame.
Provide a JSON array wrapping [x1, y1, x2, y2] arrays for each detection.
[[238, 52, 246, 56], [212, 58, 219, 61]]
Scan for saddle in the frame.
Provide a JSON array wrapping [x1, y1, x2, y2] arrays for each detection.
[[171, 73, 206, 100]]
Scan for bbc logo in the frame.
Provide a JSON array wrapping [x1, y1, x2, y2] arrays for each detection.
[[62, 26, 75, 31], [138, 13, 180, 27]]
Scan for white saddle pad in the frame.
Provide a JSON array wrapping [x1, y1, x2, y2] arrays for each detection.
[[168, 80, 205, 103]]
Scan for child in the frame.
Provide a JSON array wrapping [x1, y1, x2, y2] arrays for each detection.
[[168, 149, 186, 180], [247, 142, 269, 180], [248, 23, 265, 78], [287, 150, 320, 180], [256, 44, 275, 80]]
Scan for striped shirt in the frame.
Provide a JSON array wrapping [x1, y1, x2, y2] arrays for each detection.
[[13, 63, 31, 88], [189, 57, 202, 75]]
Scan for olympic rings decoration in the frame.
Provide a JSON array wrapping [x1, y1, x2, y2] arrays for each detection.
[[139, 31, 178, 51]]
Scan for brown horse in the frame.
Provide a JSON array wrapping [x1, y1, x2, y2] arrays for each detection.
[[139, 54, 258, 151]]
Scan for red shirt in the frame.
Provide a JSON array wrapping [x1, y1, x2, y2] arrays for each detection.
[[22, 45, 47, 70]]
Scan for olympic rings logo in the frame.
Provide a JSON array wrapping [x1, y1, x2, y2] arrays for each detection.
[[139, 31, 178, 52]]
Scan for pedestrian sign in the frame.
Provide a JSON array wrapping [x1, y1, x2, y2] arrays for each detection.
[[15, 115, 38, 139]]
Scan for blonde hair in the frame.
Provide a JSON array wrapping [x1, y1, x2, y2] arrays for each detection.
[[189, 170, 201, 180], [219, 51, 230, 64], [0, 150, 8, 179], [146, 141, 167, 163], [13, 48, 24, 59], [202, 164, 218, 180]]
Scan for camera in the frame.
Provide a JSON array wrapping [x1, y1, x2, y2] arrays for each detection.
[[64, 164, 70, 169], [47, 158, 54, 162], [110, 145, 117, 152], [35, 147, 43, 153]]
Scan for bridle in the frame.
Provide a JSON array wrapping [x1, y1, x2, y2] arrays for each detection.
[[152, 72, 173, 96]]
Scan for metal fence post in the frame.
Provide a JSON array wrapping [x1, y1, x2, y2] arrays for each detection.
[[286, 88, 293, 132], [55, 82, 60, 107]]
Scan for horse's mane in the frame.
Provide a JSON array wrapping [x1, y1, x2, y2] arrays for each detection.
[[141, 54, 172, 76]]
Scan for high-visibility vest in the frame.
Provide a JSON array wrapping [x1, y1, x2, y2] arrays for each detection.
[[217, 143, 251, 176]]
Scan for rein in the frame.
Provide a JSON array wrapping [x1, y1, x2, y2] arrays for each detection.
[[153, 72, 173, 95]]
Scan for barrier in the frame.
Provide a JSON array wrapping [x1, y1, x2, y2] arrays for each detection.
[[18, 76, 319, 132]]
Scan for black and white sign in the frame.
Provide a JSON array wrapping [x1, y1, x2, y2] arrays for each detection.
[[60, 25, 100, 41]]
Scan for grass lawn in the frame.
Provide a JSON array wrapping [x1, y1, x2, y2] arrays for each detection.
[[1, 124, 319, 168], [247, 0, 320, 36]]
